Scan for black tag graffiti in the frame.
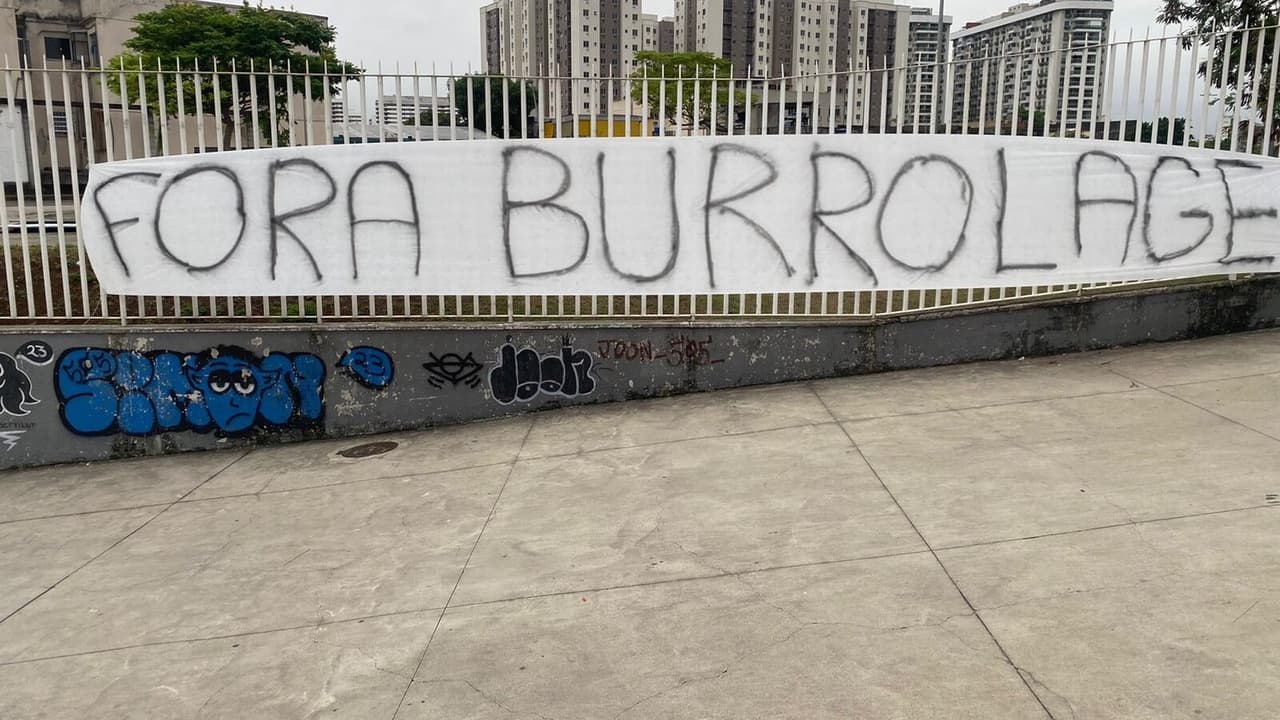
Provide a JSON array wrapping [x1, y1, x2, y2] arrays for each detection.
[[489, 339, 596, 405], [423, 352, 485, 389], [15, 341, 53, 366]]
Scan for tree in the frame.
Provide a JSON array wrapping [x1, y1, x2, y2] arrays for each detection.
[[1158, 1, 1278, 147], [408, 109, 451, 126], [1096, 117, 1187, 143], [1144, 118, 1188, 144], [107, 2, 360, 150], [1009, 105, 1049, 135], [452, 75, 537, 138], [630, 52, 739, 132]]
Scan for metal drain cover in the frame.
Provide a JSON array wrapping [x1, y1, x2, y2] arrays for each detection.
[[337, 441, 399, 459]]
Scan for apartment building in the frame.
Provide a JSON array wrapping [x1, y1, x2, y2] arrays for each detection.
[[480, 0, 646, 117], [640, 13, 675, 53], [671, 0, 946, 131], [904, 7, 949, 126], [480, 0, 551, 78], [950, 0, 1113, 132]]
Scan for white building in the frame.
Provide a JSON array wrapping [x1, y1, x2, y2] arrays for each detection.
[[640, 13, 675, 53], [951, 0, 1113, 132], [330, 99, 362, 125], [373, 95, 453, 126], [904, 7, 950, 127]]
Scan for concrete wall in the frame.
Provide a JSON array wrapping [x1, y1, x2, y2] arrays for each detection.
[[1, 277, 1278, 469]]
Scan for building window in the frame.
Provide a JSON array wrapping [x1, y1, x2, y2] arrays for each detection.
[[44, 35, 73, 61], [52, 110, 69, 136]]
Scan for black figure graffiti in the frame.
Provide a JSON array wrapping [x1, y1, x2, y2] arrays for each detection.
[[337, 346, 395, 390], [55, 346, 325, 437], [0, 353, 38, 417], [0, 340, 51, 417], [489, 339, 596, 405], [422, 352, 485, 389]]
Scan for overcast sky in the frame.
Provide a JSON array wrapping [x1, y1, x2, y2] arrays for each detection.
[[281, 1, 1174, 70]]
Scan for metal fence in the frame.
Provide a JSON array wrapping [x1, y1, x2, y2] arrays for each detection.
[[1, 23, 1272, 325]]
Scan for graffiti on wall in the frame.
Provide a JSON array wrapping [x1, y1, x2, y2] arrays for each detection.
[[423, 352, 485, 389], [597, 334, 725, 368], [0, 353, 38, 417], [56, 346, 325, 437], [489, 340, 596, 405], [0, 339, 53, 421], [0, 340, 51, 451], [337, 346, 395, 390], [0, 430, 24, 451]]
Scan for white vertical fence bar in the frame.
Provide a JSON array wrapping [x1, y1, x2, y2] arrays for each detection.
[[1135, 33, 1150, 143], [156, 58, 170, 157], [959, 57, 972, 134], [136, 56, 152, 160], [978, 55, 991, 135], [1102, 32, 1119, 140], [1166, 33, 1182, 144], [0, 66, 14, 317], [25, 65, 53, 316], [175, 58, 189, 153], [39, 63, 71, 316], [1025, 43, 1039, 138], [1119, 33, 1133, 139], [759, 67, 768, 135], [878, 60, 888, 133], [1246, 28, 1264, 153], [1231, 29, 1248, 152], [1183, 34, 1200, 146], [1265, 25, 1280, 156], [993, 54, 1006, 137], [62, 60, 90, 317], [1215, 31, 1233, 148]]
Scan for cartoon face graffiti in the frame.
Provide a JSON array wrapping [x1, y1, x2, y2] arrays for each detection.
[[337, 347, 395, 390], [183, 354, 276, 434], [0, 352, 39, 417]]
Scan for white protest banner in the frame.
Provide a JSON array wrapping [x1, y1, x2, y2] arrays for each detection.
[[81, 135, 1280, 296]]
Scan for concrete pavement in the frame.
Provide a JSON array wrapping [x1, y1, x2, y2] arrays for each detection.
[[0, 329, 1279, 719]]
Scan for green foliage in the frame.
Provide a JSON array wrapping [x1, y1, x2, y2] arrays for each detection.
[[452, 75, 538, 138], [629, 52, 740, 130], [1013, 105, 1049, 135], [106, 1, 360, 148], [1157, 0, 1275, 32], [408, 109, 451, 126], [1114, 117, 1188, 144], [1150, 117, 1188, 144], [1158, 1, 1279, 145]]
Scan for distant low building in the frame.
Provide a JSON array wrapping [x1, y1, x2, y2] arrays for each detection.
[[374, 94, 456, 127]]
